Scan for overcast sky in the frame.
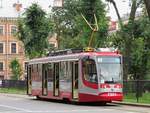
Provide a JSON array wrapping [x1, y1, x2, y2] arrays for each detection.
[[0, 0, 140, 21], [106, 0, 131, 20]]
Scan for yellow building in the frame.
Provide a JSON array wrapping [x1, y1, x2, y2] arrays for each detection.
[[0, 1, 58, 80], [0, 17, 26, 80]]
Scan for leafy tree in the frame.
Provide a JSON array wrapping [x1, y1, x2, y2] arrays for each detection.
[[18, 3, 53, 58], [10, 58, 22, 80], [106, 0, 144, 80], [106, 0, 123, 27], [144, 0, 150, 19], [129, 38, 145, 80], [52, 0, 108, 49]]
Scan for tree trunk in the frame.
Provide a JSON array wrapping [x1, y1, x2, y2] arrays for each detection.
[[111, 0, 123, 28], [144, 0, 150, 20], [129, 0, 137, 22], [123, 0, 140, 80], [123, 37, 132, 80]]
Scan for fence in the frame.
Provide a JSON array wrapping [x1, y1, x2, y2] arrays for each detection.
[[0, 80, 26, 89], [123, 80, 150, 103], [0, 80, 149, 103]]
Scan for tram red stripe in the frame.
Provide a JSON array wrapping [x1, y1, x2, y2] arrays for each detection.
[[82, 74, 98, 89]]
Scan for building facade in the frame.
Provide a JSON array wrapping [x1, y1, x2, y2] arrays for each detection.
[[0, 17, 26, 80], [0, 0, 58, 80]]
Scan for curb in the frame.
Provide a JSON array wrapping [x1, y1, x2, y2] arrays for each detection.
[[113, 101, 150, 108], [0, 93, 33, 99], [0, 93, 150, 108]]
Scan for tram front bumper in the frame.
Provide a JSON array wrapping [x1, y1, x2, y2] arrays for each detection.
[[98, 92, 123, 101], [79, 92, 123, 102]]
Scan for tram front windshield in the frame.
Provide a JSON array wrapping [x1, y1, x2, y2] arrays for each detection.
[[97, 57, 122, 83]]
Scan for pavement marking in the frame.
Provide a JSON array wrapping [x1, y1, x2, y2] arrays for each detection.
[[126, 112, 136, 113], [2, 111, 24, 113], [0, 104, 113, 113], [0, 104, 32, 112], [19, 109, 112, 113], [0, 108, 112, 113]]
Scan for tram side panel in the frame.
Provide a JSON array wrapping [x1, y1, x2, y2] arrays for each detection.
[[59, 61, 72, 100], [47, 63, 54, 97], [78, 58, 99, 102], [30, 64, 42, 96]]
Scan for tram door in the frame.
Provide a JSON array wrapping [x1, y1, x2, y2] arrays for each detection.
[[42, 64, 48, 96], [27, 65, 32, 95], [54, 63, 59, 96], [72, 61, 79, 99]]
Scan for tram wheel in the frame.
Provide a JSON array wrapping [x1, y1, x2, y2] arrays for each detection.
[[99, 102, 107, 105], [36, 96, 41, 100]]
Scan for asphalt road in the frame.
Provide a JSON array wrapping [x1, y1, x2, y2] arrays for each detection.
[[0, 94, 149, 113]]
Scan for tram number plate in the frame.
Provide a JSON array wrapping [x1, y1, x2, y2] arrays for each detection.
[[108, 93, 116, 96]]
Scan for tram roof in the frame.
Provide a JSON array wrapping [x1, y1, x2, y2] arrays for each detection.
[[28, 50, 121, 65]]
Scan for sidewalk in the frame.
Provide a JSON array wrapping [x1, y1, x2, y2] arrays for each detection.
[[0, 93, 150, 107], [113, 101, 150, 108], [0, 93, 34, 99]]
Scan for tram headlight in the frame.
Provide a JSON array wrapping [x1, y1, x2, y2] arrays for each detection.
[[100, 84, 110, 88], [114, 84, 122, 88]]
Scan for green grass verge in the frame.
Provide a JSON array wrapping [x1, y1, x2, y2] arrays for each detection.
[[124, 93, 150, 104], [0, 88, 26, 95], [0, 88, 149, 104]]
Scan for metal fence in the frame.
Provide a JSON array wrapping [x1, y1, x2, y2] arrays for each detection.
[[0, 80, 26, 89], [0, 79, 149, 103], [123, 80, 150, 103]]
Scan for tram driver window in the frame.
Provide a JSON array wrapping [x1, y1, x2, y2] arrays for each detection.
[[83, 59, 97, 83]]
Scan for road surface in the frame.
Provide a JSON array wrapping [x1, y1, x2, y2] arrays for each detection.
[[0, 94, 149, 113]]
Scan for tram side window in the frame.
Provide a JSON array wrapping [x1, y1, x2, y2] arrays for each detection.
[[38, 64, 42, 81], [32, 64, 39, 81], [83, 59, 97, 83], [31, 65, 34, 72], [60, 62, 69, 81], [32, 64, 38, 73], [47, 63, 53, 82]]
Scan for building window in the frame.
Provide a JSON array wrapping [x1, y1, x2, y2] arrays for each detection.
[[0, 62, 3, 71], [0, 43, 3, 53], [11, 43, 16, 53], [0, 25, 4, 35], [0, 75, 4, 80], [10, 25, 17, 35]]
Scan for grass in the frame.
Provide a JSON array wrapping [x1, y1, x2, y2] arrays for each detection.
[[124, 93, 150, 104], [0, 87, 149, 104], [0, 87, 26, 95]]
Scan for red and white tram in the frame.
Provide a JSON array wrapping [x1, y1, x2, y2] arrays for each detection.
[[27, 48, 123, 104]]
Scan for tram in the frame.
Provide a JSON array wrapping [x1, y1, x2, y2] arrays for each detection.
[[27, 48, 123, 104]]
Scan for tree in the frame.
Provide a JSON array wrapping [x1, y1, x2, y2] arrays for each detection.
[[80, 0, 108, 47], [10, 58, 22, 80], [106, 0, 123, 27], [18, 3, 53, 58], [52, 0, 108, 49], [51, 0, 81, 49], [106, 0, 143, 80], [144, 0, 150, 19]]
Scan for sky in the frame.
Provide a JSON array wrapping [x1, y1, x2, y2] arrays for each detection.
[[0, 0, 52, 17], [106, 0, 131, 20], [0, 0, 140, 21]]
